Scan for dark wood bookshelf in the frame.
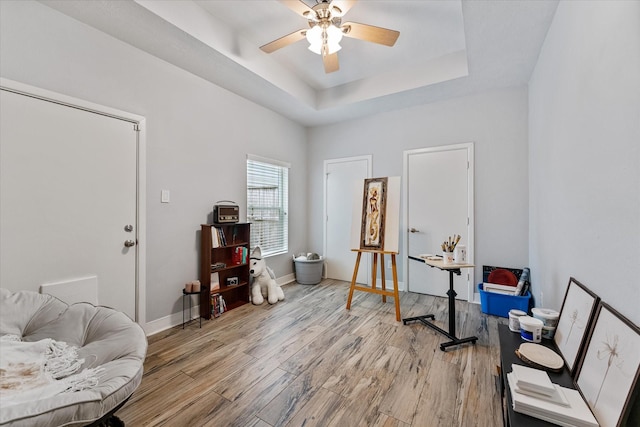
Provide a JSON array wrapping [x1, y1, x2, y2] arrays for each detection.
[[199, 223, 250, 320]]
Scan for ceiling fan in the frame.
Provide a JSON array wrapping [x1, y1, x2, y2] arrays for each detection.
[[260, 0, 400, 73]]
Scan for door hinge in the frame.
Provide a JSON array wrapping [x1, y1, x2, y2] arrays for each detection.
[[133, 123, 140, 132]]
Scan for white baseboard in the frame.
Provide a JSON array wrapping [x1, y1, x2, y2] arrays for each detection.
[[144, 272, 406, 336], [371, 278, 406, 292], [278, 273, 296, 286], [143, 300, 200, 336], [144, 274, 297, 336]]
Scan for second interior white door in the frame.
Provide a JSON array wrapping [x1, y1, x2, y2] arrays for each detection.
[[324, 156, 370, 284], [404, 144, 474, 300]]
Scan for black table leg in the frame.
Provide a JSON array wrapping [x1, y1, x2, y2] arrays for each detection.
[[182, 290, 202, 329], [403, 270, 478, 351]]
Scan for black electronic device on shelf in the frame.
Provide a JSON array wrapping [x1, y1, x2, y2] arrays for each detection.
[[213, 201, 239, 224]]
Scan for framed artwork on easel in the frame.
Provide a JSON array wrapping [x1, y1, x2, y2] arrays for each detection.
[[360, 177, 387, 250], [553, 277, 600, 374]]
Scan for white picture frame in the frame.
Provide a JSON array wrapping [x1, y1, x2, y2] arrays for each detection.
[[575, 302, 640, 427], [553, 277, 599, 374]]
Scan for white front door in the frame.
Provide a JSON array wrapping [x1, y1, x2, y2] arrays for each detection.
[[0, 88, 139, 319], [404, 144, 474, 300], [324, 156, 371, 284]]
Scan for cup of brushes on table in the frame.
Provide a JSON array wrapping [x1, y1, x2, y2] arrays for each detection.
[[441, 235, 461, 265]]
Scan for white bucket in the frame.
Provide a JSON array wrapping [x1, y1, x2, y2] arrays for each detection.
[[531, 308, 560, 328], [541, 325, 557, 340], [519, 316, 543, 343], [508, 309, 527, 332], [442, 251, 454, 265]]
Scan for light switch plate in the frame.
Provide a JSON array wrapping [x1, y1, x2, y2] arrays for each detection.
[[161, 190, 170, 203]]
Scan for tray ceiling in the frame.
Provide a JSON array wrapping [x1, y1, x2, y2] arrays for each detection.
[[42, 0, 559, 126]]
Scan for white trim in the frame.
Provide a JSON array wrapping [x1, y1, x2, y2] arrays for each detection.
[[145, 273, 296, 337], [0, 78, 148, 331], [402, 142, 475, 302], [277, 273, 296, 286], [137, 119, 148, 330], [371, 278, 406, 292], [145, 302, 200, 336], [246, 153, 291, 169]]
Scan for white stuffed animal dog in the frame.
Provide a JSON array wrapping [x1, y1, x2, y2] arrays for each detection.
[[249, 246, 285, 305]]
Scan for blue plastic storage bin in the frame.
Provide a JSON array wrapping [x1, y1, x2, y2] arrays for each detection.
[[478, 283, 530, 318]]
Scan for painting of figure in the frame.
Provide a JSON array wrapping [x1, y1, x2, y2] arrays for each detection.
[[360, 177, 387, 249]]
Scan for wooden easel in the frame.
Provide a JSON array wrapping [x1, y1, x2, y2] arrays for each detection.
[[346, 248, 401, 321]]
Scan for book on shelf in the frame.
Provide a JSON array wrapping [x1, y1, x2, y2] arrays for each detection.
[[211, 293, 227, 318], [232, 246, 241, 265], [210, 226, 227, 248], [211, 226, 220, 248], [211, 272, 220, 291], [230, 246, 249, 265], [220, 227, 227, 246]]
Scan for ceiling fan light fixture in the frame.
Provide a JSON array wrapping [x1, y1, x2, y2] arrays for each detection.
[[326, 23, 343, 46], [260, 0, 400, 73], [306, 24, 343, 55], [306, 25, 322, 53]]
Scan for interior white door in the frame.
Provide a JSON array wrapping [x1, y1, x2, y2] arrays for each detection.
[[405, 144, 473, 300], [324, 156, 370, 284], [0, 89, 138, 319]]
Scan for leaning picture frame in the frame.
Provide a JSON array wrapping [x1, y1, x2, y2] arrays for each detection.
[[360, 177, 387, 250], [553, 277, 600, 374], [574, 302, 640, 427]]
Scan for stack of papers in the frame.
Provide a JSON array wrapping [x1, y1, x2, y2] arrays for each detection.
[[508, 365, 599, 427], [483, 282, 517, 295], [511, 364, 569, 406]]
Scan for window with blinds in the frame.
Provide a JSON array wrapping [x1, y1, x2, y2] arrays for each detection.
[[246, 156, 289, 257]]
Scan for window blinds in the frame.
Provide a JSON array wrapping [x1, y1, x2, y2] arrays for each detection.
[[246, 156, 289, 257]]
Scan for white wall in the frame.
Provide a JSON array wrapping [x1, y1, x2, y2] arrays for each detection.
[[5, 0, 637, 332], [529, 1, 640, 325], [0, 1, 307, 324], [307, 87, 530, 288]]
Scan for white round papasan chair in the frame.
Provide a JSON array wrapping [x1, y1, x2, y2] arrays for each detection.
[[0, 288, 147, 426]]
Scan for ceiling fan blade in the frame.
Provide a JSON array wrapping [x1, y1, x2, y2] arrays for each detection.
[[341, 22, 400, 46], [278, 0, 315, 19], [323, 51, 339, 73], [330, 0, 357, 17], [260, 29, 307, 53]]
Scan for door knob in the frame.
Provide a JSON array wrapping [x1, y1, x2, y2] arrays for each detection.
[[124, 240, 136, 247], [409, 228, 420, 233]]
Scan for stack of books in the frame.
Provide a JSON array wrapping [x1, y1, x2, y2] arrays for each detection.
[[507, 364, 599, 427], [211, 293, 226, 318], [211, 227, 227, 248], [232, 246, 248, 265]]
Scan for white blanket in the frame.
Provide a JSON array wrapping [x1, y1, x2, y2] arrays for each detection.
[[0, 335, 102, 407]]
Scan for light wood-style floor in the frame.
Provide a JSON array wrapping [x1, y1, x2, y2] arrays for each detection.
[[119, 279, 506, 427]]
